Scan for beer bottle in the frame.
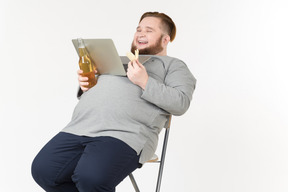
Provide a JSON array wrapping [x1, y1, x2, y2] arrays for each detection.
[[78, 38, 97, 88]]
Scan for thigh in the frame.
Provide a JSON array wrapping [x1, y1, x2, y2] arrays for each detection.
[[32, 132, 84, 186], [72, 137, 140, 191]]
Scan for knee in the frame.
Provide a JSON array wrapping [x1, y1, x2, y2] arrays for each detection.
[[31, 155, 56, 189], [31, 155, 44, 184]]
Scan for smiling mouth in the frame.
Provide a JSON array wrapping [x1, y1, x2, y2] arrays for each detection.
[[138, 40, 148, 45]]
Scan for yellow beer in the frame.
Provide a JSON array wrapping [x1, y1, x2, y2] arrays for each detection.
[[78, 38, 97, 88]]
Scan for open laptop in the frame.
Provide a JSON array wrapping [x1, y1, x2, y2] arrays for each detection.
[[72, 39, 150, 76]]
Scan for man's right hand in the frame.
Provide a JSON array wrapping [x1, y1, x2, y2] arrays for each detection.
[[77, 69, 97, 92]]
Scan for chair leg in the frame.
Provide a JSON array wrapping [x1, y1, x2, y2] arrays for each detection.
[[129, 173, 140, 192], [155, 128, 170, 192]]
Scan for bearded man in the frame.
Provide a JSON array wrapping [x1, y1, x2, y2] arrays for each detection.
[[32, 11, 196, 192]]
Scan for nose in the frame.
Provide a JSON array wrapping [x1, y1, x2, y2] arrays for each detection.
[[138, 32, 146, 38]]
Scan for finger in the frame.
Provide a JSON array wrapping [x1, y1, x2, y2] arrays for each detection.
[[77, 69, 83, 75], [126, 70, 130, 78], [132, 60, 140, 69], [81, 86, 89, 92], [78, 76, 89, 82], [128, 61, 134, 70], [135, 60, 144, 68], [79, 81, 89, 86]]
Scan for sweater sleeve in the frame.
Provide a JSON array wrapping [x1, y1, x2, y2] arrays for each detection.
[[141, 59, 196, 116]]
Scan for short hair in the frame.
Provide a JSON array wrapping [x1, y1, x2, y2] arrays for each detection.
[[139, 12, 176, 42]]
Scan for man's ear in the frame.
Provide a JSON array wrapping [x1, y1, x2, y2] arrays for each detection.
[[162, 34, 170, 45]]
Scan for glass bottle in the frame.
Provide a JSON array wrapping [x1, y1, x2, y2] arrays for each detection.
[[78, 38, 97, 88]]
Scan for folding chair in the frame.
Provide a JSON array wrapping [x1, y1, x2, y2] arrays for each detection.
[[129, 115, 172, 192]]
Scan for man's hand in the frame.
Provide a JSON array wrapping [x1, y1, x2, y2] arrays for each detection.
[[77, 69, 97, 92], [127, 60, 148, 90]]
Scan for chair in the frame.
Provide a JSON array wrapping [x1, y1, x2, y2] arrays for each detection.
[[129, 115, 172, 192]]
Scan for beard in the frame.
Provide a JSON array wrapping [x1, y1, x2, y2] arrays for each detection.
[[130, 35, 164, 55]]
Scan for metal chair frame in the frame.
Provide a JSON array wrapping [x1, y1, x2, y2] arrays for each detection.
[[129, 115, 172, 192]]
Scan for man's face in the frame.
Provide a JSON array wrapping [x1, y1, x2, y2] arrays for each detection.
[[131, 17, 165, 55]]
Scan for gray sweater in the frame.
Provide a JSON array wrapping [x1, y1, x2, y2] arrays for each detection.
[[62, 56, 196, 164]]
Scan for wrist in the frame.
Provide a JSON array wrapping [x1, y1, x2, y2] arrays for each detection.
[[140, 76, 148, 90]]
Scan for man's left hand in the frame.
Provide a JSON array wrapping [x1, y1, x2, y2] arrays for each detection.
[[127, 60, 148, 90]]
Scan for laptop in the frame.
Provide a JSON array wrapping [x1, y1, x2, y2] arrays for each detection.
[[72, 39, 151, 76]]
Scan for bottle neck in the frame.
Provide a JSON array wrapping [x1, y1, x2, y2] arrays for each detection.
[[79, 47, 88, 57], [77, 38, 85, 48], [78, 38, 88, 56]]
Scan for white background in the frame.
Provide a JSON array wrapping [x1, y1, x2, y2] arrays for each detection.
[[1, 0, 288, 191]]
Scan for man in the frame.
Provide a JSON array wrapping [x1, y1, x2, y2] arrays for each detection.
[[32, 12, 196, 192]]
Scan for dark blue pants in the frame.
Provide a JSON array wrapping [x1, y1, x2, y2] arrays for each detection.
[[31, 132, 141, 192]]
